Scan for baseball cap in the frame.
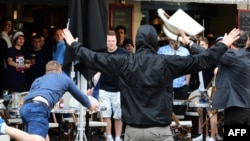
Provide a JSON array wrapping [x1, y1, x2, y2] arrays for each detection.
[[13, 31, 24, 41], [215, 36, 223, 43]]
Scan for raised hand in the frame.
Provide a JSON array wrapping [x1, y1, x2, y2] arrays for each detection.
[[62, 29, 78, 46], [221, 28, 240, 47], [88, 96, 99, 112], [178, 29, 190, 46]]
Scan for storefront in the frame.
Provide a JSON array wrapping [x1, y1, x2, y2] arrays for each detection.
[[0, 0, 249, 40]]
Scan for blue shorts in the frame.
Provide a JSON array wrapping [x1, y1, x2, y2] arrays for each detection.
[[19, 102, 50, 138]]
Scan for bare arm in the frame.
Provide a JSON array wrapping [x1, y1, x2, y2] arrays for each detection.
[[7, 57, 31, 69], [92, 72, 101, 86], [186, 74, 191, 86]]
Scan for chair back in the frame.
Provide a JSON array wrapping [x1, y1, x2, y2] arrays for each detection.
[[0, 135, 10, 141], [157, 8, 204, 41]]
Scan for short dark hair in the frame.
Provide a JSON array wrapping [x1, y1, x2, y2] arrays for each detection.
[[31, 34, 42, 41], [207, 36, 216, 46], [123, 38, 134, 47], [115, 25, 127, 34], [107, 30, 116, 36], [232, 30, 248, 48], [0, 16, 13, 30]]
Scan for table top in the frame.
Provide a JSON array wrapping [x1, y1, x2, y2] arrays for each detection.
[[189, 102, 210, 108], [2, 94, 12, 101], [173, 100, 187, 105], [51, 107, 79, 114], [0, 99, 5, 110]]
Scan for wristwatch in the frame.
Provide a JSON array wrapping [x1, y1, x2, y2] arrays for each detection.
[[188, 40, 194, 47]]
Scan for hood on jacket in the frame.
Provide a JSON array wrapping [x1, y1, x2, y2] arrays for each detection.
[[135, 25, 158, 53]]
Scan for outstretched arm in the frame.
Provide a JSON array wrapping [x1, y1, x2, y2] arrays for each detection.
[[63, 28, 124, 77], [169, 28, 240, 78], [178, 28, 240, 48]]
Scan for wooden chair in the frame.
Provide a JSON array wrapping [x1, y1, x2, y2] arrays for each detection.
[[1, 91, 29, 130], [88, 111, 107, 141], [50, 110, 73, 141], [171, 112, 192, 141], [0, 109, 23, 130], [67, 110, 107, 141]]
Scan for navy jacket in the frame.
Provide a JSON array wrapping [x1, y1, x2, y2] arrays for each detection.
[[212, 48, 250, 110]]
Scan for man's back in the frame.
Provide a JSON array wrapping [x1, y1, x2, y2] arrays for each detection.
[[213, 48, 250, 109], [64, 25, 233, 127], [71, 41, 228, 127], [25, 72, 91, 110], [63, 25, 242, 141], [100, 47, 128, 92]]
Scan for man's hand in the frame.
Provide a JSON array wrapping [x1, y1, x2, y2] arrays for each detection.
[[62, 29, 78, 46], [178, 29, 190, 46], [221, 28, 240, 47], [87, 88, 94, 96], [89, 103, 98, 112], [88, 96, 99, 112]]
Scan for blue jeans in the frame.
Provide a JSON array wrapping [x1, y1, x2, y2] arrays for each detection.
[[19, 102, 50, 138]]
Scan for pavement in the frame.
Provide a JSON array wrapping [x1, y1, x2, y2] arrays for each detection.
[[48, 128, 106, 141]]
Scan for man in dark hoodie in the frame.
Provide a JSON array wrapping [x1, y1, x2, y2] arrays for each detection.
[[62, 25, 239, 141]]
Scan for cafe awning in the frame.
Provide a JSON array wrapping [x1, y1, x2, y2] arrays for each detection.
[[133, 0, 249, 4]]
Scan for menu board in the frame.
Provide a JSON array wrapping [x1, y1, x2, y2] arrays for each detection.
[[238, 10, 250, 34], [109, 4, 134, 39]]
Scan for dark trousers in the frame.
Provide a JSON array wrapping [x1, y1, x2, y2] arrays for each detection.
[[173, 85, 189, 115], [224, 106, 250, 125]]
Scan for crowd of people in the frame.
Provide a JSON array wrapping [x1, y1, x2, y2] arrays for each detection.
[[0, 16, 135, 141], [62, 26, 242, 141], [1, 13, 250, 141], [0, 21, 73, 92]]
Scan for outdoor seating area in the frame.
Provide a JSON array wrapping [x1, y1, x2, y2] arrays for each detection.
[[0, 91, 108, 141], [0, 88, 226, 141]]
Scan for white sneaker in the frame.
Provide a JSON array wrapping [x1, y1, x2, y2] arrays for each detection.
[[107, 138, 114, 141], [106, 135, 113, 141], [216, 134, 223, 140], [208, 137, 216, 141], [192, 134, 209, 141]]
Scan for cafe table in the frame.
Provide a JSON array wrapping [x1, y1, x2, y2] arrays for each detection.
[[189, 102, 210, 141], [51, 107, 79, 141]]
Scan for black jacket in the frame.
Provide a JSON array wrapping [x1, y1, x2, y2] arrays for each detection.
[[72, 25, 227, 127]]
